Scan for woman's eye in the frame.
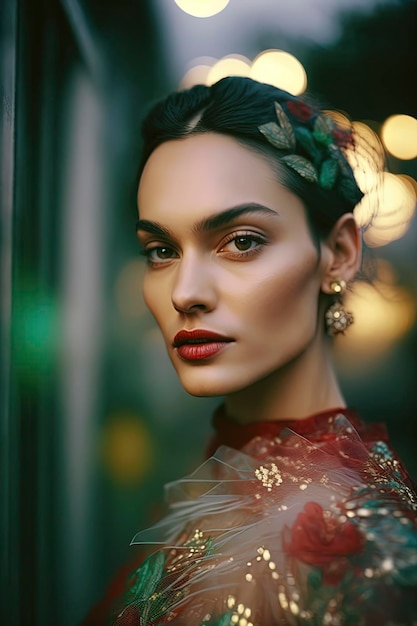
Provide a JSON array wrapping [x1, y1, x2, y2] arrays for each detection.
[[234, 236, 256, 251], [220, 233, 266, 256], [143, 246, 178, 265]]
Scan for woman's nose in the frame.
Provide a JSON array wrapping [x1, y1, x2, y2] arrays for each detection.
[[171, 253, 217, 314]]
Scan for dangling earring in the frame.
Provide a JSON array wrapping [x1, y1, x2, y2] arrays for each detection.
[[325, 279, 354, 336]]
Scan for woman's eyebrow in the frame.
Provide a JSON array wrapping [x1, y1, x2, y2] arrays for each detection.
[[136, 203, 278, 237], [194, 203, 279, 233], [136, 220, 172, 237]]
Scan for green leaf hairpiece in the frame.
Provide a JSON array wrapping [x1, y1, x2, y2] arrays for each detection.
[[258, 99, 364, 207], [274, 101, 296, 147], [319, 158, 339, 190], [281, 155, 318, 183], [294, 126, 321, 161], [313, 115, 334, 146], [258, 122, 293, 150], [258, 102, 296, 151]]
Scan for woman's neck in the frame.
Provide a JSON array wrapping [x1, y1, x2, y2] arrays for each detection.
[[224, 336, 345, 425]]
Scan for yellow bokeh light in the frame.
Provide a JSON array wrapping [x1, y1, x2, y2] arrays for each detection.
[[348, 122, 385, 189], [398, 174, 417, 198], [374, 173, 416, 222], [354, 190, 379, 228], [206, 55, 251, 85], [335, 263, 416, 367], [364, 221, 410, 248], [174, 0, 230, 18], [353, 122, 385, 165], [348, 122, 385, 227], [324, 110, 351, 129], [250, 50, 307, 95], [381, 114, 417, 160], [180, 64, 212, 89], [363, 173, 416, 247], [101, 413, 153, 484]]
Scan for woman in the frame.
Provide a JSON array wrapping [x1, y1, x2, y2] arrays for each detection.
[[83, 77, 417, 625]]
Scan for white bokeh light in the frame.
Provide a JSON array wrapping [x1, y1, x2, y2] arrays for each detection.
[[250, 49, 307, 95], [206, 54, 251, 85], [174, 0, 230, 18], [381, 114, 417, 160]]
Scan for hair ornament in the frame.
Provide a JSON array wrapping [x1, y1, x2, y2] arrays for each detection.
[[281, 154, 318, 183], [319, 158, 338, 190], [258, 97, 363, 208], [258, 102, 295, 151]]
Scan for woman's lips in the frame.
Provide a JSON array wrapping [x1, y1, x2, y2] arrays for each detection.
[[173, 330, 234, 361]]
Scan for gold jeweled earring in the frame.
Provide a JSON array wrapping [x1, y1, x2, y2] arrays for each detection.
[[325, 279, 354, 336]]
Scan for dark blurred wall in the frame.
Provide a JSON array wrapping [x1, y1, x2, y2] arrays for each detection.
[[1, 1, 165, 624]]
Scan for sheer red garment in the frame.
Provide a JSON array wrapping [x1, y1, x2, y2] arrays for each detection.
[[80, 407, 416, 626], [206, 405, 390, 457]]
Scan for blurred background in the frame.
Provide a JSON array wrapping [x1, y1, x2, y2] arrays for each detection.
[[1, 0, 416, 624]]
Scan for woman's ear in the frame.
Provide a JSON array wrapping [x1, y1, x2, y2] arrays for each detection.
[[320, 213, 361, 294]]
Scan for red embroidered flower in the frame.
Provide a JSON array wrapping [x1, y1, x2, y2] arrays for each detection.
[[283, 502, 364, 585], [287, 100, 313, 122], [332, 128, 354, 148]]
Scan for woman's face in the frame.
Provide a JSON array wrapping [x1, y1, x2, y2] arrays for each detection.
[[137, 133, 328, 397]]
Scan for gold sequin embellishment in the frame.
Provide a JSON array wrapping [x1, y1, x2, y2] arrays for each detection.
[[255, 463, 283, 491]]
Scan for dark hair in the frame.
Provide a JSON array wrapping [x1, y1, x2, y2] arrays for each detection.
[[139, 76, 363, 241]]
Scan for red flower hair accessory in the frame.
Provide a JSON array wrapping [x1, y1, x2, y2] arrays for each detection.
[[332, 128, 355, 149], [286, 100, 313, 122]]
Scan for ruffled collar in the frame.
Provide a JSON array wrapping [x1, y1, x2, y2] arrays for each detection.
[[206, 404, 388, 458]]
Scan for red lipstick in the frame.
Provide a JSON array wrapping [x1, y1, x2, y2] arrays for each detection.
[[173, 330, 234, 361]]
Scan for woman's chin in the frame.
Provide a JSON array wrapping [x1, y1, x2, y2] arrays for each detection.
[[176, 367, 256, 398], [177, 371, 238, 398], [181, 380, 227, 398]]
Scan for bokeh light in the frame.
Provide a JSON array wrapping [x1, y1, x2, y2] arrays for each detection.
[[179, 56, 216, 89], [206, 54, 251, 85], [180, 64, 212, 89], [14, 288, 59, 385], [381, 114, 417, 160], [174, 0, 230, 18], [250, 49, 307, 95], [335, 261, 416, 367], [398, 174, 417, 202], [101, 412, 153, 484], [363, 173, 416, 247], [350, 122, 385, 191], [348, 122, 385, 229], [325, 110, 351, 129], [353, 122, 385, 167]]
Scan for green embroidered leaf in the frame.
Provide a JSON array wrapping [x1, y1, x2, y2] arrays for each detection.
[[314, 114, 334, 135], [294, 126, 321, 160], [127, 550, 167, 602], [319, 158, 339, 190], [281, 155, 318, 183], [274, 102, 296, 149], [259, 122, 293, 150], [313, 115, 334, 146], [339, 177, 363, 206], [313, 130, 333, 146], [328, 145, 352, 177], [204, 535, 214, 557]]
